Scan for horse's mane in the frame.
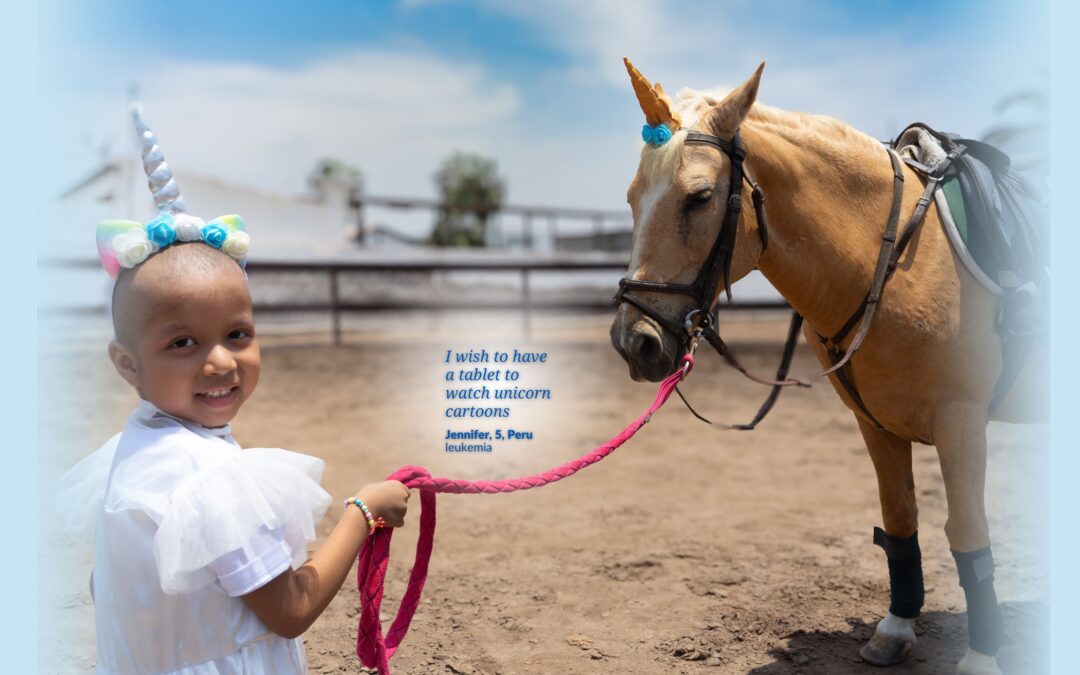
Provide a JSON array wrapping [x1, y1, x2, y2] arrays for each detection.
[[668, 86, 885, 157], [637, 85, 885, 186]]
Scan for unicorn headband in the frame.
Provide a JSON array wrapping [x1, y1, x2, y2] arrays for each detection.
[[624, 57, 683, 147], [95, 103, 250, 279]]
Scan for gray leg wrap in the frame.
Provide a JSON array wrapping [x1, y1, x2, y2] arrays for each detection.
[[873, 527, 925, 619], [952, 547, 1005, 655]]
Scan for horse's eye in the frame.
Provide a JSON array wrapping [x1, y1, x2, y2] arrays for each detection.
[[687, 188, 713, 208]]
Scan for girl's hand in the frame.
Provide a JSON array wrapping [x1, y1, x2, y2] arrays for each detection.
[[245, 480, 412, 638], [353, 480, 410, 528]]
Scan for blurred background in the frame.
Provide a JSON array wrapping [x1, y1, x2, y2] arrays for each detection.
[[36, 3, 1052, 672], [38, 0, 1049, 344]]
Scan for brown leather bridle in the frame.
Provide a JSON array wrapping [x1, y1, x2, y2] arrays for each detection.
[[615, 127, 954, 431], [615, 129, 808, 430], [617, 130, 765, 335]]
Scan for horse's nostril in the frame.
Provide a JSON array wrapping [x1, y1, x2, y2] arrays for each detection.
[[632, 332, 661, 364]]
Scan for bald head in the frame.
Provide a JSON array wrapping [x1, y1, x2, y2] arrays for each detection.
[[111, 243, 249, 347]]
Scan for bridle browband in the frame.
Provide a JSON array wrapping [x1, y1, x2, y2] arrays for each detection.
[[615, 126, 954, 432]]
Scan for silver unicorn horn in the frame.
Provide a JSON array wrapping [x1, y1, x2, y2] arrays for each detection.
[[130, 102, 188, 214]]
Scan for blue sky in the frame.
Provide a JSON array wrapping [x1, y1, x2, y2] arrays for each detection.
[[40, 0, 1048, 212]]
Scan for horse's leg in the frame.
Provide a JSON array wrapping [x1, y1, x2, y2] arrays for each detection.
[[855, 418, 923, 666], [934, 405, 1005, 675]]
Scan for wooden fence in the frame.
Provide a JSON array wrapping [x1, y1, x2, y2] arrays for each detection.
[[42, 258, 789, 344]]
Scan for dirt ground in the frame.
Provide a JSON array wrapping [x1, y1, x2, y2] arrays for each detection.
[[39, 314, 1048, 674]]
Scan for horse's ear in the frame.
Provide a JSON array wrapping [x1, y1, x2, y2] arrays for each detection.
[[705, 61, 765, 136]]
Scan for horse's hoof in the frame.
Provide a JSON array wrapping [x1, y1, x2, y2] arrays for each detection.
[[859, 613, 916, 666], [956, 647, 1002, 675]]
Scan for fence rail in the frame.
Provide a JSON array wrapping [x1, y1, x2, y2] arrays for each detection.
[[41, 257, 789, 343], [354, 194, 633, 250]]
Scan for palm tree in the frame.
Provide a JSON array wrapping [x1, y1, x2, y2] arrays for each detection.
[[307, 158, 363, 196], [429, 151, 505, 247], [981, 85, 1048, 178]]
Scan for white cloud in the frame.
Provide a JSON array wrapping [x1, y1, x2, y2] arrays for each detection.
[[421, 0, 1047, 139], [140, 51, 521, 197], [50, 45, 639, 244], [446, 0, 686, 88], [50, 3, 1047, 248]]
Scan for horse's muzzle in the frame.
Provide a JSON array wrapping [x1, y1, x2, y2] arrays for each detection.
[[610, 309, 681, 382]]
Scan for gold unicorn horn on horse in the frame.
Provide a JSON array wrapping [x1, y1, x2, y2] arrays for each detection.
[[623, 57, 682, 129]]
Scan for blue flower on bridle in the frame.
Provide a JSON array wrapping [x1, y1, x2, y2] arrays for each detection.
[[641, 123, 673, 147]]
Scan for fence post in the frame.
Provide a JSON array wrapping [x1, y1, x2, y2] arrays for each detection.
[[521, 268, 531, 339], [523, 212, 534, 250], [329, 267, 341, 346]]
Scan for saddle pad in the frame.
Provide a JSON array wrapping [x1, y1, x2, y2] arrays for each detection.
[[935, 178, 1003, 296]]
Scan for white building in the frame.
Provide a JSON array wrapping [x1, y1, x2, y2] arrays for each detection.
[[53, 154, 361, 260]]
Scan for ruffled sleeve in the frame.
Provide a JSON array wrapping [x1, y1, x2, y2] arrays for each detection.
[[153, 448, 332, 596], [55, 433, 122, 544]]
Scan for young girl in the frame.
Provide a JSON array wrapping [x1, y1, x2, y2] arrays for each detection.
[[58, 105, 409, 674]]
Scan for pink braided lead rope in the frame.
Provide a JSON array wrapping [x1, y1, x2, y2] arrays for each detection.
[[356, 353, 695, 673]]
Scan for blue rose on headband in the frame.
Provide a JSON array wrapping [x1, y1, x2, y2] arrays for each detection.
[[641, 124, 656, 144], [146, 213, 177, 247], [201, 223, 229, 248]]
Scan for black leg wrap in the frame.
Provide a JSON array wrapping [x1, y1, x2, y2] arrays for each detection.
[[952, 547, 1005, 656], [873, 527, 924, 619]]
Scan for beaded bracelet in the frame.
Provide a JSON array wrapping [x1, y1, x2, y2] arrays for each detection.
[[344, 498, 377, 535]]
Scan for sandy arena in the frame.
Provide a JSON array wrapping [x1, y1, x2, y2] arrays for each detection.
[[40, 314, 1047, 674]]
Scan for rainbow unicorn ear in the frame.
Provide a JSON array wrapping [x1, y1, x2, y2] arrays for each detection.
[[202, 215, 250, 264], [97, 220, 150, 279]]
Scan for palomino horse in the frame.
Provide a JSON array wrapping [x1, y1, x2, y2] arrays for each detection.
[[609, 60, 1041, 675]]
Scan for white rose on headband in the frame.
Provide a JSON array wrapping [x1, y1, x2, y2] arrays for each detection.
[[114, 228, 158, 269], [222, 231, 250, 259], [173, 214, 206, 242]]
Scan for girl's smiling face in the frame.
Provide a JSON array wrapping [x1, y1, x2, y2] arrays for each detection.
[[109, 246, 260, 428]]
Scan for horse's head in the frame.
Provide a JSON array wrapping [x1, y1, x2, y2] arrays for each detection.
[[611, 60, 766, 381]]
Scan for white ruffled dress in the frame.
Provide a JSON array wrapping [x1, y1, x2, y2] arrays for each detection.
[[58, 400, 332, 674]]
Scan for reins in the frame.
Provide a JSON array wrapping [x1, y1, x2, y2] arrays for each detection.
[[356, 353, 697, 674], [353, 127, 965, 673]]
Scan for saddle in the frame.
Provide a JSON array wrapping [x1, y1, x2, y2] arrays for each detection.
[[892, 123, 1049, 414]]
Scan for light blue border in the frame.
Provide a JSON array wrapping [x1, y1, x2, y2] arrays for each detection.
[[2, 1, 38, 670], [23, 1, 1067, 672], [1048, 1, 1075, 672]]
